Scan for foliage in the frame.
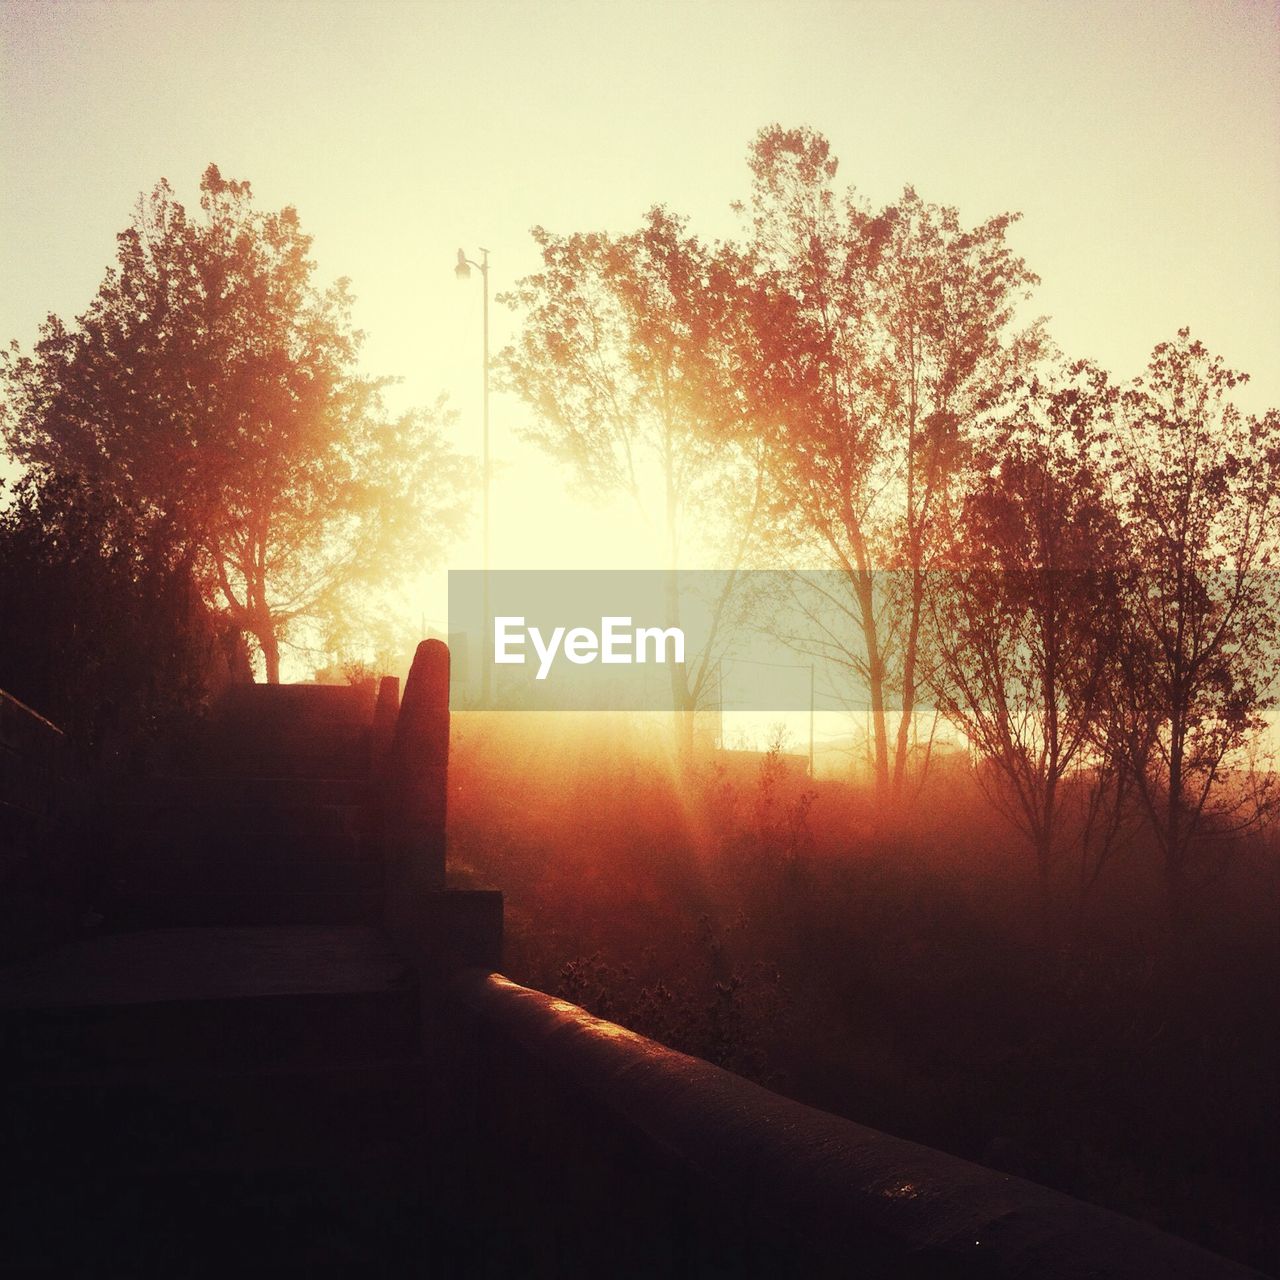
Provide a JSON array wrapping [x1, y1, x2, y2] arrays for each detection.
[[497, 126, 1280, 927], [555, 934, 787, 1082], [1105, 330, 1280, 923], [0, 473, 234, 764], [736, 125, 1043, 800], [925, 361, 1130, 908], [499, 207, 770, 728], [1, 165, 469, 680], [499, 208, 757, 559]]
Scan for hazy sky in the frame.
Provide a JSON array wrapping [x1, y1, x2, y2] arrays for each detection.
[[3, 0, 1278, 625]]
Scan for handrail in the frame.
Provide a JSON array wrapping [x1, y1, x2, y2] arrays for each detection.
[[0, 689, 71, 959], [0, 689, 65, 740], [0, 688, 65, 830]]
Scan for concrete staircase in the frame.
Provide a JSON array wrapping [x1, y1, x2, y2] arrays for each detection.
[[105, 683, 381, 929], [0, 656, 1263, 1278], [0, 680, 480, 1276], [0, 925, 451, 1275]]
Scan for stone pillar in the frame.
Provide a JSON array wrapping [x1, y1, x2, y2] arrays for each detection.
[[384, 639, 450, 891], [381, 642, 504, 980], [370, 675, 400, 777]]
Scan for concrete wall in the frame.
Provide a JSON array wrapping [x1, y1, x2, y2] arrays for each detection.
[[441, 969, 1262, 1280]]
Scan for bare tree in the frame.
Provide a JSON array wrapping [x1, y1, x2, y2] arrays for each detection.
[[925, 362, 1126, 925], [1105, 330, 1280, 933], [499, 207, 769, 748], [738, 125, 1041, 802]]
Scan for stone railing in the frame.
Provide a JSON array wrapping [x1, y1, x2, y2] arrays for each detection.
[[443, 969, 1261, 1279]]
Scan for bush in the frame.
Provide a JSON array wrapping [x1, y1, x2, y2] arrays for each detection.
[[0, 474, 239, 769]]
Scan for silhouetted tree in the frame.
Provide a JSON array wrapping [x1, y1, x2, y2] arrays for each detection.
[[1105, 331, 1280, 934], [2, 165, 468, 681], [739, 126, 1041, 801], [500, 207, 768, 742], [926, 363, 1128, 923], [0, 473, 234, 763]]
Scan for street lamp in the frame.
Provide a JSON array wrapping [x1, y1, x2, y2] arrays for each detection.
[[455, 247, 491, 703]]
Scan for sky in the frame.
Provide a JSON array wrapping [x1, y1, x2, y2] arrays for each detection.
[[3, 0, 1279, 650]]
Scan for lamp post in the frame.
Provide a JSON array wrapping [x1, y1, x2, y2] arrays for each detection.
[[455, 247, 491, 703]]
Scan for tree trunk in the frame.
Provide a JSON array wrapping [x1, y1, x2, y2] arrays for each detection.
[[853, 569, 890, 800], [662, 547, 696, 768], [1035, 832, 1054, 946], [260, 624, 281, 684], [891, 568, 926, 799]]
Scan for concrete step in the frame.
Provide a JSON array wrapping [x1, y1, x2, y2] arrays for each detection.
[[3, 1057, 434, 1173], [113, 825, 367, 868], [121, 776, 369, 808], [0, 926, 415, 1075], [1, 1148, 455, 1277], [111, 853, 379, 895], [107, 887, 383, 928], [215, 681, 377, 726], [109, 800, 366, 840], [199, 724, 372, 780], [0, 1058, 458, 1277], [201, 749, 371, 781], [3, 970, 412, 1072]]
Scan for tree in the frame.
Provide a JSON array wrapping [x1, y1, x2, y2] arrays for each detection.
[[1105, 331, 1280, 933], [738, 126, 1041, 802], [0, 472, 238, 764], [2, 165, 468, 681], [499, 207, 769, 738], [925, 363, 1129, 924]]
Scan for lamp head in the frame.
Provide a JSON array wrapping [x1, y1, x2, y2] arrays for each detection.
[[454, 248, 471, 281]]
